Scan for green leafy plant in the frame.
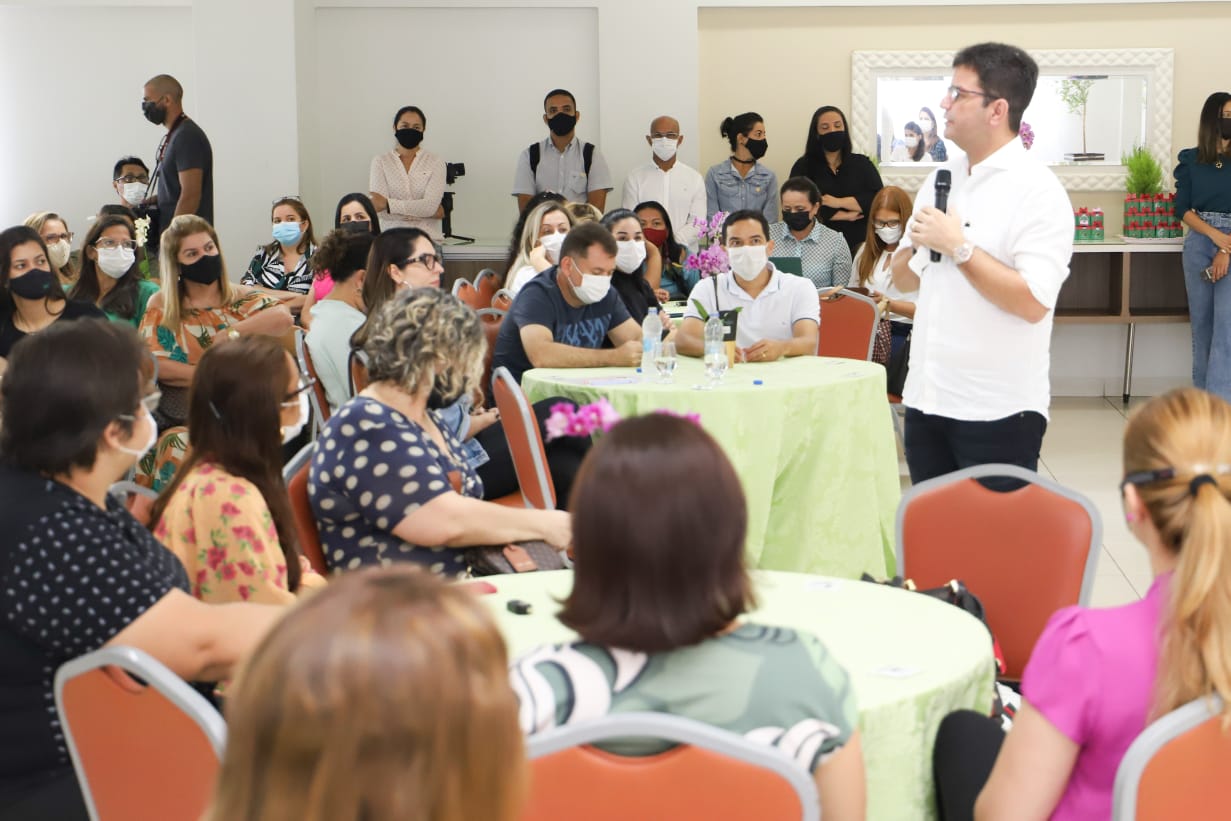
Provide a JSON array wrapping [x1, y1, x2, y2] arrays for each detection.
[[1122, 145, 1163, 195], [1059, 77, 1097, 153]]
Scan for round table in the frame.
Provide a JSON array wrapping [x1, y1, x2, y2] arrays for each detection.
[[483, 570, 996, 821], [522, 356, 900, 578]]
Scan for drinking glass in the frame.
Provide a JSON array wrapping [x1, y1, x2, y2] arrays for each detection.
[[654, 341, 677, 383]]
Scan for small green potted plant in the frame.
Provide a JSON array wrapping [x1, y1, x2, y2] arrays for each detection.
[[1121, 146, 1169, 238]]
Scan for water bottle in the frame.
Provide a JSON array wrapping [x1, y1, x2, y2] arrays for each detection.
[[641, 308, 661, 380], [703, 312, 727, 386]]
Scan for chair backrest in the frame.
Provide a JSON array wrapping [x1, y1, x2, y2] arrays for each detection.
[[477, 307, 506, 396], [348, 349, 370, 394], [895, 463, 1101, 679], [817, 288, 880, 361], [523, 712, 819, 821], [769, 256, 804, 276], [295, 328, 332, 431], [133, 426, 190, 494], [474, 268, 500, 308], [54, 646, 226, 821], [109, 480, 158, 527], [492, 287, 514, 312], [286, 448, 328, 575], [452, 277, 482, 309], [1113, 696, 1231, 820], [491, 366, 554, 510]]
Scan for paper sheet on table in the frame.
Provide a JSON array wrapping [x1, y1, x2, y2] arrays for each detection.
[[557, 376, 642, 386]]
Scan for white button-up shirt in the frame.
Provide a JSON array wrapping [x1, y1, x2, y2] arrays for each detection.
[[900, 137, 1073, 421], [621, 160, 707, 251], [369, 148, 447, 240], [682, 265, 819, 349], [511, 136, 613, 203]]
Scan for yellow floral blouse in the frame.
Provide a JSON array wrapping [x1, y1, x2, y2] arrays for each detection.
[[153, 462, 322, 604]]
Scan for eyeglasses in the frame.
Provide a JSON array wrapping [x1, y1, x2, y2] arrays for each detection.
[[115, 174, 150, 184], [283, 378, 316, 404], [401, 252, 441, 270], [873, 220, 902, 230], [118, 391, 162, 421], [1120, 464, 1231, 491], [651, 132, 680, 140], [43, 232, 73, 244], [947, 85, 997, 103], [96, 239, 138, 251]]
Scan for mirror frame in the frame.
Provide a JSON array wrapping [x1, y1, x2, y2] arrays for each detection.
[[850, 48, 1174, 193]]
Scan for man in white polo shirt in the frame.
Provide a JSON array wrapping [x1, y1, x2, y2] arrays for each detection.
[[891, 42, 1073, 483], [621, 115, 707, 251], [677, 209, 819, 362]]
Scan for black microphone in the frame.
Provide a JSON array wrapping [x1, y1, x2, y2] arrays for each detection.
[[931, 169, 952, 263]]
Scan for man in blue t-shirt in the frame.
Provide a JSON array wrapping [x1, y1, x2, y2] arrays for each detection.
[[493, 221, 642, 385]]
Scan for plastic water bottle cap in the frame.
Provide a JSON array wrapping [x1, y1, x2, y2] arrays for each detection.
[[636, 367, 642, 373], [753, 379, 763, 385]]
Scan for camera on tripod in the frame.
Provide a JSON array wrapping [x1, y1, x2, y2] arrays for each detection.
[[441, 162, 473, 243]]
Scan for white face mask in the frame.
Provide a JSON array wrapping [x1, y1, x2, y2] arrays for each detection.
[[727, 246, 768, 282], [875, 226, 903, 244], [570, 270, 612, 304], [539, 230, 567, 264], [281, 392, 310, 444], [115, 406, 157, 460], [651, 137, 678, 162], [47, 240, 71, 270], [904, 136, 920, 149], [615, 240, 647, 274], [97, 246, 136, 279], [121, 182, 147, 205]]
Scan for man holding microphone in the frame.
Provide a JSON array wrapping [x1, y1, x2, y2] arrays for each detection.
[[892, 42, 1074, 483]]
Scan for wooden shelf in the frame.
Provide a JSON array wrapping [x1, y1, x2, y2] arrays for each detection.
[[1056, 242, 1186, 324]]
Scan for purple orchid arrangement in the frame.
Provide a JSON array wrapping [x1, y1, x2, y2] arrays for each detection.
[[545, 400, 701, 442], [685, 211, 729, 279], [1019, 121, 1035, 151]]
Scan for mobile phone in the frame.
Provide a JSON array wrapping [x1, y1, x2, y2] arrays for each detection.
[[1204, 267, 1216, 283]]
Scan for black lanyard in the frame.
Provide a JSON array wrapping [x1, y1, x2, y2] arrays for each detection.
[[147, 114, 188, 198]]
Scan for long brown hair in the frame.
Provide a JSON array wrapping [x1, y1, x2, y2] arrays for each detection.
[[1196, 91, 1231, 165], [853, 186, 914, 288], [207, 567, 526, 821], [149, 336, 303, 591], [1123, 388, 1231, 721], [70, 214, 145, 320], [350, 227, 433, 350]]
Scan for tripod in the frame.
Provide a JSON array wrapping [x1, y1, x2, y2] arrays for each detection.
[[441, 191, 474, 244]]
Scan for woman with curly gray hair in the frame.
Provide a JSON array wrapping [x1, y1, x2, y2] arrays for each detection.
[[308, 288, 572, 576]]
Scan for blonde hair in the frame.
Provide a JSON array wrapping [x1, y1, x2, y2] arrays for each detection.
[[505, 202, 573, 287], [566, 202, 602, 223], [208, 567, 526, 821], [364, 288, 484, 404], [158, 214, 233, 331], [23, 211, 77, 281], [1123, 388, 1231, 721]]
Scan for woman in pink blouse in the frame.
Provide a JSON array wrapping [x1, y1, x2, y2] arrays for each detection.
[[368, 105, 446, 240], [933, 387, 1231, 820]]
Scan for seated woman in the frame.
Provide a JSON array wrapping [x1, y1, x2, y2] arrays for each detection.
[[310, 288, 572, 576], [919, 107, 948, 162], [140, 214, 294, 427], [23, 211, 77, 287], [499, 191, 566, 290], [504, 201, 573, 296], [350, 231, 590, 509], [241, 196, 317, 313], [150, 336, 324, 605], [768, 176, 853, 289], [512, 414, 865, 821], [0, 319, 284, 821], [305, 228, 372, 410], [0, 225, 105, 362], [207, 567, 526, 821], [599, 208, 669, 325], [635, 200, 698, 301], [69, 213, 160, 328], [849, 185, 916, 360], [299, 193, 382, 326], [889, 122, 927, 163], [934, 387, 1231, 820]]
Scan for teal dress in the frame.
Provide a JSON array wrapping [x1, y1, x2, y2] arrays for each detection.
[[103, 278, 160, 328]]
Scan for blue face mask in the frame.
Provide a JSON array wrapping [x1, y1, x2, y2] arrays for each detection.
[[272, 221, 302, 246]]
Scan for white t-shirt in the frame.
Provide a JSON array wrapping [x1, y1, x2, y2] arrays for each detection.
[[306, 299, 366, 411], [682, 266, 819, 349], [850, 244, 917, 323], [899, 137, 1073, 421], [507, 264, 539, 297]]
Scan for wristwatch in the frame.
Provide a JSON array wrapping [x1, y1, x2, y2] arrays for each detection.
[[952, 240, 975, 265]]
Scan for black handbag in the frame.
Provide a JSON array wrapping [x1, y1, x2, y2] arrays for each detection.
[[885, 329, 911, 396], [465, 541, 568, 576]]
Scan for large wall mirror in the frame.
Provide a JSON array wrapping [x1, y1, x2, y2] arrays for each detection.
[[850, 48, 1173, 192]]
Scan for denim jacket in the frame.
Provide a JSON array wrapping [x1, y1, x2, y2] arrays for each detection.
[[437, 394, 490, 470], [705, 160, 779, 224]]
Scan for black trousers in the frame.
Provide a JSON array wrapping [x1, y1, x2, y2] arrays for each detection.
[[475, 397, 590, 510], [0, 769, 89, 821], [905, 408, 1047, 486], [932, 709, 1005, 821]]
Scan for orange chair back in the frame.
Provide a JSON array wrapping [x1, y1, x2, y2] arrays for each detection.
[[491, 366, 555, 510], [295, 329, 332, 425], [56, 648, 224, 821], [288, 461, 328, 574], [477, 308, 506, 400], [348, 350, 370, 394], [474, 268, 500, 308], [453, 277, 482, 309], [896, 464, 1100, 679], [493, 288, 514, 312], [817, 289, 879, 360]]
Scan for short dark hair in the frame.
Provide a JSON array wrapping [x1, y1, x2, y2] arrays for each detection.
[[560, 220, 617, 263], [803, 106, 852, 159], [113, 155, 148, 180], [780, 176, 821, 206], [333, 192, 383, 234], [952, 42, 1039, 132], [1197, 91, 1231, 165], [393, 106, 426, 129], [719, 112, 763, 152], [0, 319, 146, 475], [543, 88, 576, 110], [558, 415, 754, 653], [721, 209, 770, 244]]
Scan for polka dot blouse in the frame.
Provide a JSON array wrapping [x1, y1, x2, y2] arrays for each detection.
[[309, 396, 483, 577]]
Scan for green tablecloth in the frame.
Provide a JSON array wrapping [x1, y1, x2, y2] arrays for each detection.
[[482, 570, 996, 821], [522, 356, 899, 578]]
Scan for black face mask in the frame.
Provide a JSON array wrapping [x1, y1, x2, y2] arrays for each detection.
[[9, 268, 56, 300], [547, 113, 577, 137], [180, 253, 223, 285], [819, 131, 846, 153], [142, 100, 167, 126], [744, 138, 768, 160], [395, 128, 424, 150], [340, 219, 372, 235], [783, 211, 814, 232], [1220, 118, 1231, 140]]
